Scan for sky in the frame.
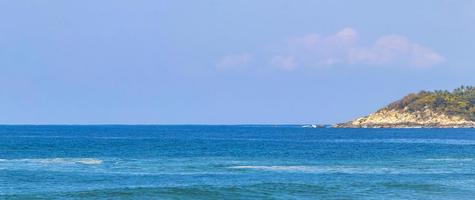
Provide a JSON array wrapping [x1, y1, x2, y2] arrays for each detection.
[[0, 0, 474, 124]]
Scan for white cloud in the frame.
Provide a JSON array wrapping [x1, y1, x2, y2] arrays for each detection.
[[216, 53, 253, 69], [410, 44, 445, 67], [349, 35, 445, 67], [272, 27, 444, 69]]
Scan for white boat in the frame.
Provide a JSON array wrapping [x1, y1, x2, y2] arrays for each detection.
[[302, 124, 326, 128]]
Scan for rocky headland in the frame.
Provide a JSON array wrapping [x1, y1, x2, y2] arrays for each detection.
[[335, 86, 475, 128]]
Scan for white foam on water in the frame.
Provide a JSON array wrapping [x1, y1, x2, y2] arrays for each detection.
[[75, 158, 103, 165], [0, 158, 103, 165]]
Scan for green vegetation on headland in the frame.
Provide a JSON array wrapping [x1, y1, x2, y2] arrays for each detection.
[[336, 86, 475, 128], [385, 86, 475, 121]]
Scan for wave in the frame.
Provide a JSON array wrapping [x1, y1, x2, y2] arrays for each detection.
[[228, 165, 468, 174], [74, 158, 103, 165], [3, 135, 474, 145], [1, 183, 329, 199], [229, 165, 314, 171], [174, 138, 475, 145], [0, 158, 103, 165], [424, 158, 473, 162]]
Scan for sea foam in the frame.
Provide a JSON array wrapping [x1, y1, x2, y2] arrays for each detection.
[[0, 158, 103, 165]]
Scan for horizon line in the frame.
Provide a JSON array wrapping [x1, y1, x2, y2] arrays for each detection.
[[0, 123, 326, 126]]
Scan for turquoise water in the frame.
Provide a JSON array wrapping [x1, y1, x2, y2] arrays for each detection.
[[1, 125, 475, 199]]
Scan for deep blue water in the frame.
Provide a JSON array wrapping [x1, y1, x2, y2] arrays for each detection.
[[1, 125, 475, 199]]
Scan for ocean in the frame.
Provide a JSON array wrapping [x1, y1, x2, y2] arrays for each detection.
[[1, 125, 474, 199]]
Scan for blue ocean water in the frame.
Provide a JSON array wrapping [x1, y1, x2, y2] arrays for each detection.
[[1, 125, 475, 199]]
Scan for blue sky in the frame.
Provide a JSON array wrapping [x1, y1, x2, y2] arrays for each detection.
[[1, 0, 474, 124]]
